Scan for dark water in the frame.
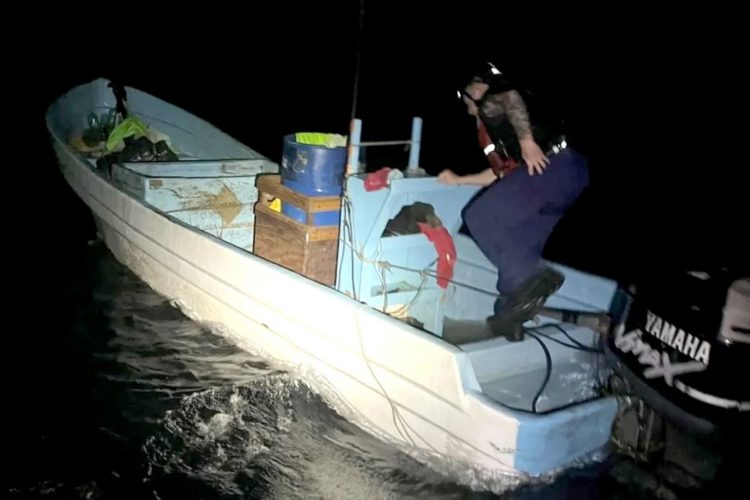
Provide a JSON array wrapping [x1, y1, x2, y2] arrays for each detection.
[[9, 77, 732, 500], [8, 7, 741, 497], [6, 238, 666, 499]]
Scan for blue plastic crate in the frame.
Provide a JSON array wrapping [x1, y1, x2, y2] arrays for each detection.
[[282, 202, 341, 226]]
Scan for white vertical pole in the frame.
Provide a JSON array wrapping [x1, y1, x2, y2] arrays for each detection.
[[407, 116, 422, 173], [347, 118, 363, 176]]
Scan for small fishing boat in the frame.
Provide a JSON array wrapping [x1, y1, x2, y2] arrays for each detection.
[[47, 78, 626, 488]]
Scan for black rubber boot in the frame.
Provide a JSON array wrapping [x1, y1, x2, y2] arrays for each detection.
[[486, 267, 565, 341]]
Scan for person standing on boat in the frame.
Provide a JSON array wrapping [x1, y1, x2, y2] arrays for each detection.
[[437, 61, 589, 341]]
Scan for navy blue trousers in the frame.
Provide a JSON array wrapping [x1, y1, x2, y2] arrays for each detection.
[[462, 148, 589, 295]]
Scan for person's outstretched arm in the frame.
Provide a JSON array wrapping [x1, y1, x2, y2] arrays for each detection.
[[437, 168, 496, 187]]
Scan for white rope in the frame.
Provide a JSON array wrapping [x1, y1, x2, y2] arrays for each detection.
[[353, 309, 442, 454], [342, 193, 442, 454], [340, 235, 500, 299]]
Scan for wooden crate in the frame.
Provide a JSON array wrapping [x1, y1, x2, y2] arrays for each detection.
[[253, 175, 341, 286]]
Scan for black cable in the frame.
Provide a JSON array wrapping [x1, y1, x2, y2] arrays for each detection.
[[457, 332, 605, 415], [526, 327, 603, 354], [524, 330, 552, 413], [528, 329, 591, 350], [552, 323, 600, 352], [456, 323, 603, 414]]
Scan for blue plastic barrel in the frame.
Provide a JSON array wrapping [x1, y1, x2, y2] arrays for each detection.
[[280, 133, 347, 196]]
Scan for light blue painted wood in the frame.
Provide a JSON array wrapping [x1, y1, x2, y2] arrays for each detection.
[[46, 78, 275, 163], [140, 175, 261, 250], [111, 164, 146, 201], [48, 78, 278, 253], [448, 235, 619, 320], [443, 234, 499, 321], [346, 119, 363, 175], [513, 396, 618, 475], [337, 174, 620, 333], [122, 159, 276, 178], [110, 165, 260, 250], [337, 175, 481, 333], [543, 264, 619, 312], [166, 206, 255, 229], [49, 78, 622, 476], [118, 85, 263, 162], [46, 81, 112, 143], [142, 177, 258, 212], [407, 116, 422, 171], [169, 207, 255, 251]]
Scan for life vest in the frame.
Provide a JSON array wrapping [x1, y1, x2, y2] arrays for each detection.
[[462, 62, 568, 175], [477, 118, 518, 178]]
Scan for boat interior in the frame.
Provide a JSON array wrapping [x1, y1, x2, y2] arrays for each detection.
[[49, 78, 624, 415], [335, 173, 620, 413]]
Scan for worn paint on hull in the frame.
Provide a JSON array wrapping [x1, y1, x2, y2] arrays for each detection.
[[112, 164, 261, 249]]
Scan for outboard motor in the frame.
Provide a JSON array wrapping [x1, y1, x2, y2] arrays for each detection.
[[606, 265, 749, 436], [718, 278, 750, 345]]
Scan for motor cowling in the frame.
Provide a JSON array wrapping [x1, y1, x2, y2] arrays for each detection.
[[718, 278, 750, 345], [606, 265, 750, 434]]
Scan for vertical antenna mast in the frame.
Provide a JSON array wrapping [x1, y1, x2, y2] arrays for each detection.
[[350, 0, 365, 121]]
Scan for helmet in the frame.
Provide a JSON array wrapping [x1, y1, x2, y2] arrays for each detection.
[[471, 61, 505, 83], [456, 61, 518, 101]]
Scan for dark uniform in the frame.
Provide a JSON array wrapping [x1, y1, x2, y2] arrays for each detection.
[[459, 63, 590, 338]]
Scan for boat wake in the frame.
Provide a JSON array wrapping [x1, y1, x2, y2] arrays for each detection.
[[142, 375, 491, 499], [141, 371, 579, 499]]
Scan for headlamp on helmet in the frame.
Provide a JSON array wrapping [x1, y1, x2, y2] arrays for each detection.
[[456, 61, 514, 103]]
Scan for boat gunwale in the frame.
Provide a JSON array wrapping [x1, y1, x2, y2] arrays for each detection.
[[48, 82, 622, 481], [52, 120, 618, 423]]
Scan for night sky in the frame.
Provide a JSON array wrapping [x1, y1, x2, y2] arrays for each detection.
[[16, 5, 738, 282]]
